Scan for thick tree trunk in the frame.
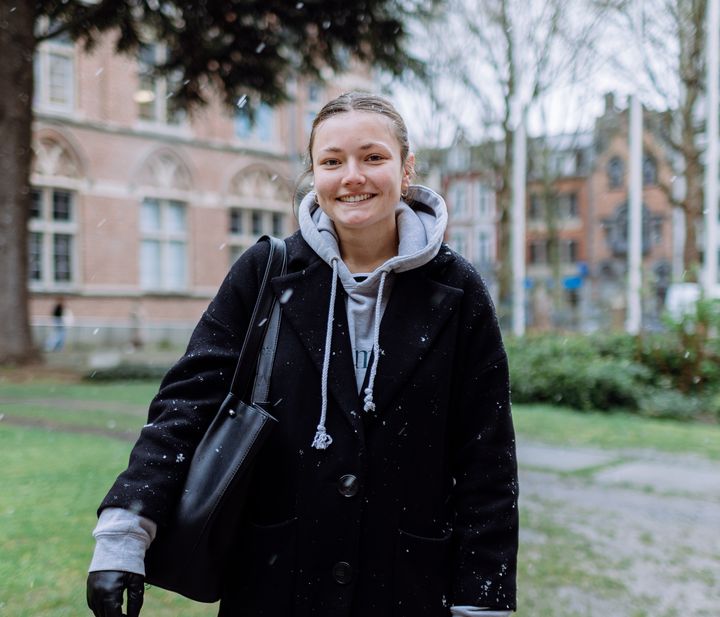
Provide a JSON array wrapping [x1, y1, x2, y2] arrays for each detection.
[[0, 3, 39, 363]]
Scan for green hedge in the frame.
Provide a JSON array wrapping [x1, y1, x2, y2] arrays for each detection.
[[506, 318, 720, 423], [506, 336, 651, 412]]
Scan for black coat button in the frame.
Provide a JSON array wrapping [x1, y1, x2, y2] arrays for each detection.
[[332, 561, 353, 584], [338, 474, 359, 497]]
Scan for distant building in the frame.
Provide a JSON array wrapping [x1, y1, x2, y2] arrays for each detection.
[[29, 31, 370, 347], [441, 137, 499, 292], [423, 93, 676, 331], [586, 94, 675, 329]]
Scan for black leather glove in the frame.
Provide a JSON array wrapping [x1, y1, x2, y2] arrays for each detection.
[[86, 571, 145, 617]]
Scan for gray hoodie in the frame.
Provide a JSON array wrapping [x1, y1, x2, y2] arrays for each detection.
[[297, 185, 448, 448]]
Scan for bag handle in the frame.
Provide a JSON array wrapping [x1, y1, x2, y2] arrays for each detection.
[[228, 235, 287, 401]]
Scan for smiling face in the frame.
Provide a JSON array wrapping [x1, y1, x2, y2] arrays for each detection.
[[311, 110, 414, 241]]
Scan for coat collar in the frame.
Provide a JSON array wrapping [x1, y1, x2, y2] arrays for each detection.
[[271, 236, 463, 443]]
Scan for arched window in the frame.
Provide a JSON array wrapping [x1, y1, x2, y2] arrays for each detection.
[[226, 167, 291, 264], [29, 135, 83, 288], [135, 150, 193, 291]]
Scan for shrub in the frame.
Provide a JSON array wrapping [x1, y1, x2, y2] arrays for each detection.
[[637, 388, 706, 421], [506, 335, 650, 411]]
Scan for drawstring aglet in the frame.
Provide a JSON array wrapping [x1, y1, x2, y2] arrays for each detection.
[[363, 388, 376, 412], [311, 425, 333, 450]]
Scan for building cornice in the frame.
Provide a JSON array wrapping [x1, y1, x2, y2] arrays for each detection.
[[33, 111, 298, 164]]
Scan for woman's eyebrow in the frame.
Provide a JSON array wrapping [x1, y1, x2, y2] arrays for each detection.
[[319, 142, 390, 153]]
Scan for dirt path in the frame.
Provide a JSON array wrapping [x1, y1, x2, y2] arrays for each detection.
[[518, 443, 720, 616]]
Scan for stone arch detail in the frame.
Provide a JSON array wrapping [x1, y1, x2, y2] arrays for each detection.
[[228, 165, 292, 202], [135, 148, 193, 191], [32, 130, 85, 179]]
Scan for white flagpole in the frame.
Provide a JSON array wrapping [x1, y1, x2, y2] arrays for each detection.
[[704, 0, 719, 295], [512, 101, 527, 337], [627, 94, 643, 334]]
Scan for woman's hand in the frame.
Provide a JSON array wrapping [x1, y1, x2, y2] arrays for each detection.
[[86, 571, 145, 617]]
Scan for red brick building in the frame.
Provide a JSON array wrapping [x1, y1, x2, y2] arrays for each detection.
[[29, 32, 369, 347]]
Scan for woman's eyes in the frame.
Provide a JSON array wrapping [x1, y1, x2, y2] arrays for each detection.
[[319, 154, 387, 167]]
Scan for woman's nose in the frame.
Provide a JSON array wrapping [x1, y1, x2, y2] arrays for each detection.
[[342, 160, 365, 185]]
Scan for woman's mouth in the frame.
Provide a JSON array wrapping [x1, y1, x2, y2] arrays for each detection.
[[337, 193, 374, 203]]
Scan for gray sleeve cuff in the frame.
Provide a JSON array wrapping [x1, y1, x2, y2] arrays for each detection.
[[88, 507, 157, 576], [450, 607, 512, 617]]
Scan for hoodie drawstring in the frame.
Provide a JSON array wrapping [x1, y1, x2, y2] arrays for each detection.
[[363, 270, 388, 413], [312, 258, 338, 450]]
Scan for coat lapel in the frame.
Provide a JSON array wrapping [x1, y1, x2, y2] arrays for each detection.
[[367, 268, 464, 417], [271, 259, 365, 440]]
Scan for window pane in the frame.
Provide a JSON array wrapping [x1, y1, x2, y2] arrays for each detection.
[[235, 109, 252, 138], [30, 189, 42, 219], [272, 213, 283, 236], [308, 83, 321, 103], [53, 233, 72, 282], [167, 241, 186, 288], [140, 240, 161, 289], [137, 73, 157, 120], [29, 232, 43, 281], [48, 53, 72, 106], [166, 71, 185, 125], [251, 210, 263, 235], [141, 198, 161, 232], [53, 190, 72, 221], [230, 209, 243, 234], [451, 232, 467, 256], [256, 104, 273, 142], [230, 245, 245, 265], [166, 201, 186, 232]]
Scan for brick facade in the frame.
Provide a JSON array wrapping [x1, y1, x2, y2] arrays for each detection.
[[30, 32, 370, 347]]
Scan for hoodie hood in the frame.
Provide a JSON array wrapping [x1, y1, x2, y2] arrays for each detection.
[[297, 186, 448, 450], [298, 184, 448, 286]]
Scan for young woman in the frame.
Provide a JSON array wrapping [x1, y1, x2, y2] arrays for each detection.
[[87, 92, 518, 617]]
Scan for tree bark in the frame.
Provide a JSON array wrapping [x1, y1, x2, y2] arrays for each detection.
[[0, 2, 39, 363]]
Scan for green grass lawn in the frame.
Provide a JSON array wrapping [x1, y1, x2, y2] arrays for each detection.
[[513, 403, 720, 460], [0, 424, 216, 617], [1, 379, 719, 615]]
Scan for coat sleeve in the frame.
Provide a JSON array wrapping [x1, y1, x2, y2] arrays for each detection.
[[448, 271, 518, 612], [98, 241, 272, 526]]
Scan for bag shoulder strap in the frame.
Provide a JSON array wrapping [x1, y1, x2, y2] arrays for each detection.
[[229, 235, 287, 400]]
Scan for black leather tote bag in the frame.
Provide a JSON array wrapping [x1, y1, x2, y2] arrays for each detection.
[[144, 235, 287, 602]]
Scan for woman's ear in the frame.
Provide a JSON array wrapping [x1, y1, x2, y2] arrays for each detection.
[[402, 152, 416, 189]]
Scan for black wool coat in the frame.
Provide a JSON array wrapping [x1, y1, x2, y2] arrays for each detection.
[[100, 231, 519, 616]]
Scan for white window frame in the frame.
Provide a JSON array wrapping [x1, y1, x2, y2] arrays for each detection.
[[139, 197, 188, 291], [476, 182, 495, 219], [28, 186, 78, 290], [450, 229, 469, 257], [34, 29, 75, 114], [234, 102, 276, 144], [477, 229, 493, 265], [136, 44, 187, 128], [450, 181, 468, 219], [227, 205, 286, 265]]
